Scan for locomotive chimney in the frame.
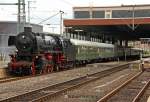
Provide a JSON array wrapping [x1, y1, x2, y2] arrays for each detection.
[[24, 27, 32, 32]]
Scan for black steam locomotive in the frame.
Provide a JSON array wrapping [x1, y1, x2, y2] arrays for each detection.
[[8, 27, 141, 75], [8, 27, 76, 75]]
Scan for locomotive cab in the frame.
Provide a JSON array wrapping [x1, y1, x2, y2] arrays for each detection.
[[61, 38, 76, 62]]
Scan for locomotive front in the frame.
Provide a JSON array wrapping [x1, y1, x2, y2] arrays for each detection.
[[8, 27, 38, 75], [15, 28, 35, 53]]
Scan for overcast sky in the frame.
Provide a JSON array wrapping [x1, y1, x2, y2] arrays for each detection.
[[0, 0, 150, 33]]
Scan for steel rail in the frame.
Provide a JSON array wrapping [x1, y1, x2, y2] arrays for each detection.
[[0, 72, 61, 84], [0, 64, 129, 102], [0, 73, 54, 84], [132, 79, 150, 102], [0, 77, 21, 84]]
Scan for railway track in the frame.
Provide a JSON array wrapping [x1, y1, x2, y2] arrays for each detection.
[[0, 64, 129, 102], [0, 74, 56, 84], [97, 71, 150, 102], [0, 62, 127, 84], [0, 67, 83, 84]]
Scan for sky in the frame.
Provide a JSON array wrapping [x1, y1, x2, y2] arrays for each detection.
[[0, 0, 150, 33]]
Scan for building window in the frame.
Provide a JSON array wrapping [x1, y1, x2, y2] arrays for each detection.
[[92, 11, 105, 18], [74, 11, 90, 18], [112, 9, 150, 18], [112, 10, 132, 18], [135, 10, 150, 17]]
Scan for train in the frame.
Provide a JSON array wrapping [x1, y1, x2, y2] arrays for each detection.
[[8, 27, 141, 75]]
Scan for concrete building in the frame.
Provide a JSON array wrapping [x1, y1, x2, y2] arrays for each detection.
[[73, 4, 150, 19], [64, 4, 150, 47], [0, 21, 43, 61]]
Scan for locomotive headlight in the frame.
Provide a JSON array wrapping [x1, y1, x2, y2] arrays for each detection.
[[22, 35, 25, 39], [35, 56, 38, 59]]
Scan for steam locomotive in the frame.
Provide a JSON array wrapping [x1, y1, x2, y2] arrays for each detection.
[[8, 27, 141, 75]]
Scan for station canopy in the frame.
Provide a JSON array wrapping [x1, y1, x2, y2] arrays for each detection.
[[64, 18, 150, 40]]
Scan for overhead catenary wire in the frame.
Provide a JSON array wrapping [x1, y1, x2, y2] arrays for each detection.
[[38, 12, 60, 24], [58, 0, 75, 6]]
